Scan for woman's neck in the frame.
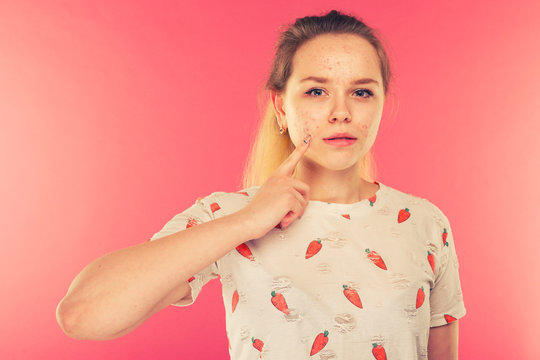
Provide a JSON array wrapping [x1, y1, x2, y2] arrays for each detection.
[[292, 164, 375, 204]]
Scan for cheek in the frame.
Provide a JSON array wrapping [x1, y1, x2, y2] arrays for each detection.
[[291, 109, 320, 136], [299, 121, 322, 142], [302, 111, 321, 132], [301, 119, 318, 133], [360, 123, 369, 137], [364, 118, 381, 141], [360, 108, 382, 136]]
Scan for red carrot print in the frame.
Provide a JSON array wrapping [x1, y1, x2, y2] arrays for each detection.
[[444, 314, 457, 323], [442, 228, 449, 246], [365, 248, 387, 270], [306, 238, 323, 259], [343, 285, 363, 308], [372, 343, 387, 360], [235, 191, 249, 196], [188, 276, 195, 282], [310, 330, 329, 355], [186, 217, 199, 228], [236, 243, 254, 261], [369, 194, 377, 207], [427, 251, 435, 274], [341, 214, 350, 219], [271, 291, 290, 315], [416, 286, 425, 309], [232, 290, 239, 313], [210, 202, 221, 213], [252, 337, 264, 352], [398, 208, 410, 223]]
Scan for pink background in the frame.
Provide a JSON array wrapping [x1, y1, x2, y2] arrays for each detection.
[[1, 0, 539, 358]]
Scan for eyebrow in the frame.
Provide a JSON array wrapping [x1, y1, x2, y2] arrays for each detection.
[[299, 76, 379, 86]]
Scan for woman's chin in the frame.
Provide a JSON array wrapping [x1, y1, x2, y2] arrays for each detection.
[[315, 159, 363, 172]]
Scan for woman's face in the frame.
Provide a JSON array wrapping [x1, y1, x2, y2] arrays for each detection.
[[272, 33, 385, 172]]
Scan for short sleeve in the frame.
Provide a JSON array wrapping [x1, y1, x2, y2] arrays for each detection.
[[429, 211, 467, 327], [149, 197, 220, 307]]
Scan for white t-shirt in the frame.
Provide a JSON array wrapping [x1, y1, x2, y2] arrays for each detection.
[[149, 181, 466, 359]]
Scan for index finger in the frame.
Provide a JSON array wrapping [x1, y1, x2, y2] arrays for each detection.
[[276, 133, 312, 177]]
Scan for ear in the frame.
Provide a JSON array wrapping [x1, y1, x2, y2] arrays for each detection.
[[270, 90, 287, 129]]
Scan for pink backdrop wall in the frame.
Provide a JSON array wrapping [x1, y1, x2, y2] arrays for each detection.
[[1, 0, 539, 358]]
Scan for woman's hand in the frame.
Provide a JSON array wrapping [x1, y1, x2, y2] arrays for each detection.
[[241, 134, 312, 239]]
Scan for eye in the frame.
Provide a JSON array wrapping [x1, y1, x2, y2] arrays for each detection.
[[305, 88, 374, 98], [305, 88, 325, 97], [355, 89, 374, 98]]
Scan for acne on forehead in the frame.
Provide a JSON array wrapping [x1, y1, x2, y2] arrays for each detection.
[[292, 38, 381, 82]]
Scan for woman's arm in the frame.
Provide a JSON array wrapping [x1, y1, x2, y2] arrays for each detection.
[[427, 320, 459, 360], [56, 209, 256, 341]]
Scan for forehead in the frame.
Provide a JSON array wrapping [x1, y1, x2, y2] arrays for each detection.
[[290, 33, 381, 82]]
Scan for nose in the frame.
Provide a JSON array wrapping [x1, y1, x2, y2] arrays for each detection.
[[329, 98, 351, 123], [329, 113, 351, 123]]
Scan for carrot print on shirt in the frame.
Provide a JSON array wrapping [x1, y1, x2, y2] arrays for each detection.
[[148, 181, 466, 359]]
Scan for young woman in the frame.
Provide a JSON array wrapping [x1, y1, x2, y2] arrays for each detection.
[[57, 10, 466, 359]]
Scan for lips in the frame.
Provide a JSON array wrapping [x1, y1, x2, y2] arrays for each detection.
[[323, 132, 357, 140], [323, 138, 357, 147]]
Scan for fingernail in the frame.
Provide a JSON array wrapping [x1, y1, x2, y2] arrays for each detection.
[[303, 134, 312, 144]]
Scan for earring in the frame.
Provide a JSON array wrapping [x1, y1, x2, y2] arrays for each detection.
[[279, 126, 285, 135]]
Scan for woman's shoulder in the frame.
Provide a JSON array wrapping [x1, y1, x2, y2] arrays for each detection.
[[381, 182, 450, 227], [193, 185, 261, 217], [196, 185, 260, 201]]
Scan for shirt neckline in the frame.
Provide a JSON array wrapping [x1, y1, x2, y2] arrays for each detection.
[[306, 180, 386, 209]]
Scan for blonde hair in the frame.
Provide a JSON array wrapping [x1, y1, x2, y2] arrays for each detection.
[[240, 10, 393, 189]]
